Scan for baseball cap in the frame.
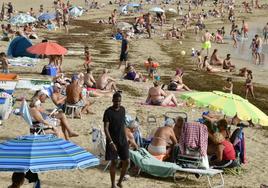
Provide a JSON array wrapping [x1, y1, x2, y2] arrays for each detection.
[[40, 89, 50, 97], [164, 118, 175, 126], [71, 74, 79, 81]]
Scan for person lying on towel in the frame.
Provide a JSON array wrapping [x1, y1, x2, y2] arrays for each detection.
[[148, 118, 177, 160]]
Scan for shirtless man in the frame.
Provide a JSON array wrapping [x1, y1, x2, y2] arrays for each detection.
[[255, 34, 263, 64], [51, 83, 66, 109], [201, 30, 212, 56], [66, 75, 93, 116], [62, 8, 69, 33], [146, 80, 180, 106], [125, 120, 139, 150], [263, 23, 268, 44], [145, 13, 152, 38], [223, 54, 235, 71], [96, 69, 118, 92], [84, 68, 96, 88], [148, 118, 177, 160], [111, 9, 117, 25]]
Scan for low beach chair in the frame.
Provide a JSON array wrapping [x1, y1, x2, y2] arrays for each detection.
[[20, 99, 57, 135], [164, 111, 188, 122], [129, 148, 224, 188]]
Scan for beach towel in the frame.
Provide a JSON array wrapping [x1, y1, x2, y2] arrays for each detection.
[[139, 102, 176, 107]]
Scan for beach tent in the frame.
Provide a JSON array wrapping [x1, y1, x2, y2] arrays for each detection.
[[7, 36, 35, 58], [69, 6, 83, 17]]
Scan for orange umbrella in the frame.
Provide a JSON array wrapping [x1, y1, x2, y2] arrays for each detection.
[[27, 42, 67, 55]]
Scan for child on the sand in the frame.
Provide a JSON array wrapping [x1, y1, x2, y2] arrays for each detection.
[[84, 46, 92, 70], [0, 52, 9, 73], [223, 77, 233, 94]]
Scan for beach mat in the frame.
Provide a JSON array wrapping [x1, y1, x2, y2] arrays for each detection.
[[138, 102, 176, 107]]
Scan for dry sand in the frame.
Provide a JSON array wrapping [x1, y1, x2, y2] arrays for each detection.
[[0, 0, 268, 187]]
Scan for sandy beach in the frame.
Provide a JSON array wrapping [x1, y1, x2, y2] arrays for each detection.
[[0, 0, 268, 187]]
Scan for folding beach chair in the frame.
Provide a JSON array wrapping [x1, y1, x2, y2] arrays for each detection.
[[20, 99, 57, 135], [129, 148, 224, 188], [164, 111, 188, 122]]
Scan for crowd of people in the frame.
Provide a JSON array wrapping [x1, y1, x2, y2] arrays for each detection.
[[2, 0, 268, 187]]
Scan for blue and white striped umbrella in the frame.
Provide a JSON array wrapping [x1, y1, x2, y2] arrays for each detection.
[[9, 13, 37, 25], [38, 13, 56, 21], [0, 134, 100, 173]]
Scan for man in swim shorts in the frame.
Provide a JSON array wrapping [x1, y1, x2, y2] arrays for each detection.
[[201, 30, 212, 56]]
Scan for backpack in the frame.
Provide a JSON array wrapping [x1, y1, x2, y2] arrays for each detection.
[[167, 82, 177, 91], [230, 127, 246, 164]]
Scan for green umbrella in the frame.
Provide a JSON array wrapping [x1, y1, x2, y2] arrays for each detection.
[[181, 91, 268, 126]]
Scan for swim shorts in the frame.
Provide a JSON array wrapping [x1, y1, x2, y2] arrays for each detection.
[[202, 41, 212, 49]]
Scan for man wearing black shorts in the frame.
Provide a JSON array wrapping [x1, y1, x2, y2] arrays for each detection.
[[118, 33, 129, 69], [103, 92, 129, 188]]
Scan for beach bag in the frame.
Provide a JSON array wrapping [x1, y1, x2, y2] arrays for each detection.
[[230, 127, 246, 164], [41, 65, 48, 75], [168, 82, 177, 91]]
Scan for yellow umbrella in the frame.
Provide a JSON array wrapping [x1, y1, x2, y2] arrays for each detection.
[[181, 91, 268, 126]]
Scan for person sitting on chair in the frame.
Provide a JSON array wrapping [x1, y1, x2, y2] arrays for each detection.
[[51, 83, 66, 110], [66, 74, 94, 117], [148, 118, 177, 160], [125, 120, 139, 150], [29, 89, 78, 140]]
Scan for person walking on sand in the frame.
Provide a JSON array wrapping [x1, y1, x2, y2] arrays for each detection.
[[111, 9, 117, 25], [118, 33, 129, 69], [241, 20, 249, 38], [201, 30, 212, 56], [245, 70, 255, 99], [145, 13, 152, 38], [255, 34, 263, 64], [0, 52, 9, 73], [84, 46, 92, 70], [104, 92, 129, 188], [263, 23, 268, 44]]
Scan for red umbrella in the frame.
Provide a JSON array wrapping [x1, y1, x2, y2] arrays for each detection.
[[27, 42, 67, 55]]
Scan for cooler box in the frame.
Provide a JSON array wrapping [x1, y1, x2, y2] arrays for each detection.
[[44, 66, 57, 76]]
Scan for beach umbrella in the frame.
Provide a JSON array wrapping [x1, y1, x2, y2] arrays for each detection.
[[166, 8, 177, 14], [149, 7, 165, 13], [0, 134, 100, 173], [116, 22, 133, 30], [38, 13, 56, 21], [127, 3, 140, 7], [69, 6, 83, 17], [26, 42, 67, 55], [181, 91, 268, 126], [9, 13, 36, 25]]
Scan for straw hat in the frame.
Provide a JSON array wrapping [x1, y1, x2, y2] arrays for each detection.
[[213, 132, 225, 144]]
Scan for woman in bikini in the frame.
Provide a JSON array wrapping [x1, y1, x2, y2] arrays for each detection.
[[245, 70, 255, 99], [168, 69, 191, 91], [146, 80, 180, 106], [203, 56, 223, 72], [148, 118, 177, 160]]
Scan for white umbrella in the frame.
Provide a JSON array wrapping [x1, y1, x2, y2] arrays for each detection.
[[116, 22, 133, 30], [149, 7, 165, 13], [166, 8, 177, 14], [9, 13, 36, 25]]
